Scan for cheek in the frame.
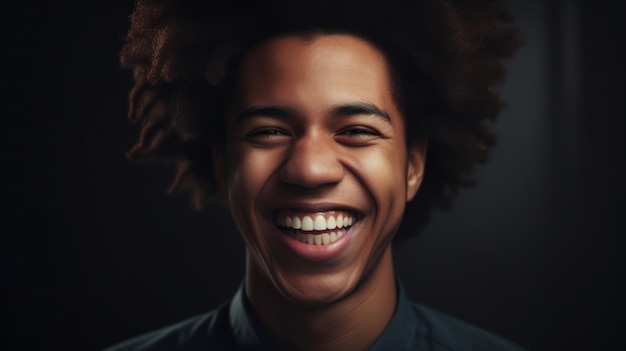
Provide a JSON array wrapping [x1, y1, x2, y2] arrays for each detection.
[[225, 147, 276, 249], [351, 145, 409, 242], [356, 147, 407, 201], [226, 146, 283, 209]]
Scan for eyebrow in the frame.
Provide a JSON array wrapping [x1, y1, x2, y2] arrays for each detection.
[[330, 102, 391, 124], [234, 102, 392, 124], [235, 106, 295, 123]]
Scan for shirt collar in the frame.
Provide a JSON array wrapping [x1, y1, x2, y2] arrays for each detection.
[[229, 283, 287, 350], [229, 278, 417, 350], [366, 279, 418, 350]]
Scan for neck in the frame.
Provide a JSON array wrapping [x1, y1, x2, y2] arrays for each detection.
[[245, 247, 397, 351]]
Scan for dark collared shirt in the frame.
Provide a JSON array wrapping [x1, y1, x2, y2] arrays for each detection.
[[105, 281, 525, 350]]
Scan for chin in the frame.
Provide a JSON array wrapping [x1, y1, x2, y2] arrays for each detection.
[[273, 269, 361, 306]]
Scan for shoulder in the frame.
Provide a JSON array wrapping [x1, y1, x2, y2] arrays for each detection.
[[103, 302, 233, 351], [410, 303, 526, 351]]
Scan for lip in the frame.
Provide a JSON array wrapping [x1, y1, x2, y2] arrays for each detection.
[[267, 202, 361, 262], [271, 202, 362, 214], [274, 224, 354, 262]]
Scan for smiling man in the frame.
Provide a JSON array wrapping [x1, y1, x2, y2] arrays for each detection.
[[220, 35, 424, 349], [106, 0, 523, 350]]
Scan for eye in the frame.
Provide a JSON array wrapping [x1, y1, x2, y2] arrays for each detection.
[[244, 127, 292, 145], [340, 127, 379, 137], [247, 128, 289, 138], [335, 126, 382, 146]]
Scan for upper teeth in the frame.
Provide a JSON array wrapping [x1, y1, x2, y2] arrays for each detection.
[[278, 213, 354, 231]]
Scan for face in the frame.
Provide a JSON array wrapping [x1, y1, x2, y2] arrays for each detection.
[[216, 34, 425, 305]]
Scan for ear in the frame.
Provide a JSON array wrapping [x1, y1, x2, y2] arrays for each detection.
[[211, 146, 229, 208], [406, 138, 427, 202]]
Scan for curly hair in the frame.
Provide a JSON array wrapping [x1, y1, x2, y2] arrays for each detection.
[[119, 0, 522, 240]]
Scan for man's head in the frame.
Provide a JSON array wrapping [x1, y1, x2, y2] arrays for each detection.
[[214, 33, 426, 303], [120, 0, 521, 240]]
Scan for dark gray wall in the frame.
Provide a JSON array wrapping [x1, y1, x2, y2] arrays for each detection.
[[396, 1, 624, 349]]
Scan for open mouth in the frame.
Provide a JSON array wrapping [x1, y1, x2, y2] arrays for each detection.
[[275, 210, 355, 246]]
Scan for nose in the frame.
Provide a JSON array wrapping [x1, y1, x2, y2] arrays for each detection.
[[279, 132, 344, 188]]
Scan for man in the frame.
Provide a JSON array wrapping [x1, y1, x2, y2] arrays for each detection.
[[107, 0, 523, 349]]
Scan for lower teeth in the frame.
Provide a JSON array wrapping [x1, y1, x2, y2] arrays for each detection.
[[289, 231, 345, 245]]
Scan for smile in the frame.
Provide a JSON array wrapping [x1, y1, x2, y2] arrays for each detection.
[[275, 211, 356, 246]]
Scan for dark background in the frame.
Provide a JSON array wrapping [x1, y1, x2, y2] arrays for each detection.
[[5, 0, 624, 350]]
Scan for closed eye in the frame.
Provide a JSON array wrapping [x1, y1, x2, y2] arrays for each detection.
[[244, 127, 292, 146], [247, 127, 289, 137], [335, 126, 383, 146], [340, 127, 379, 137]]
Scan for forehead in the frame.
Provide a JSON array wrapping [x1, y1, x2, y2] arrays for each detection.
[[240, 33, 389, 71], [232, 34, 396, 111]]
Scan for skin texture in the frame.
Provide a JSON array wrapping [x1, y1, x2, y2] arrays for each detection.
[[214, 34, 426, 350]]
